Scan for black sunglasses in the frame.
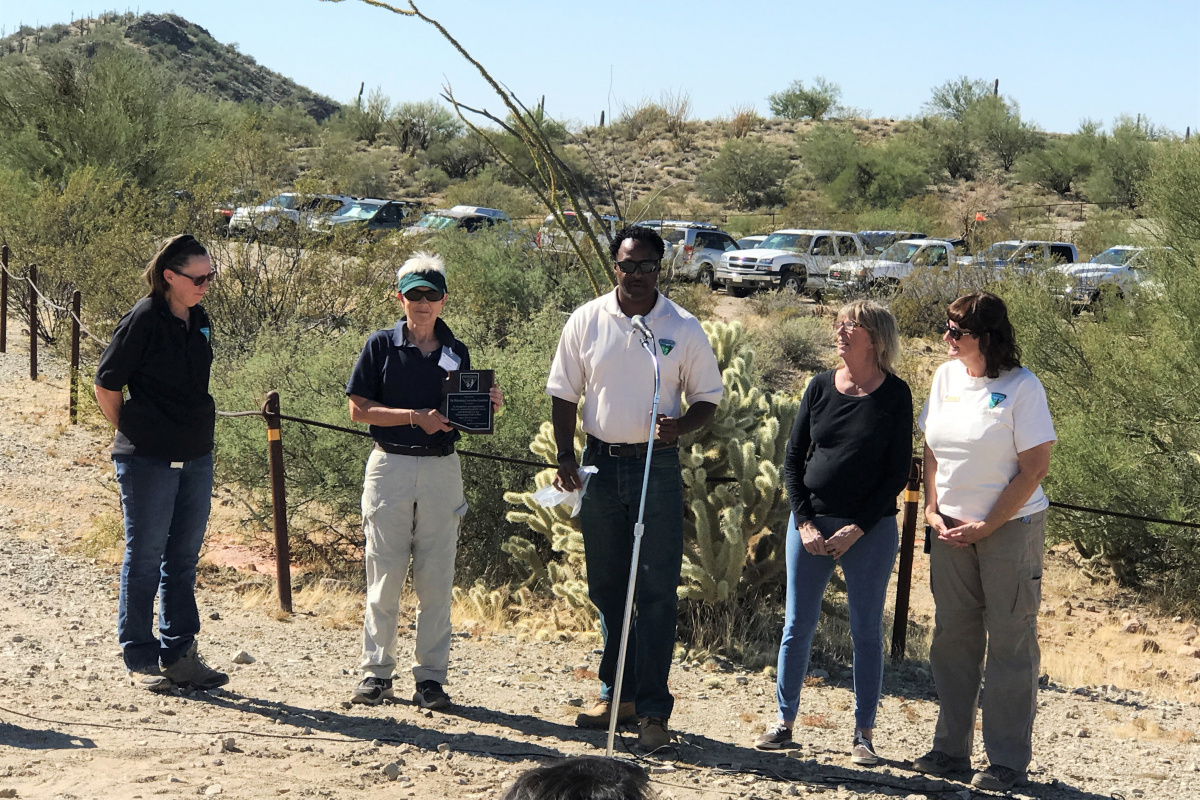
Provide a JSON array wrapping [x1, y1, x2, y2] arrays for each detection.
[[404, 288, 445, 303], [615, 259, 661, 274], [170, 268, 217, 287], [943, 321, 975, 340]]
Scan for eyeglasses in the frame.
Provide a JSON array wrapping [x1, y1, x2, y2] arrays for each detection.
[[403, 288, 445, 303], [170, 268, 217, 287], [943, 321, 975, 340], [834, 320, 865, 333], [615, 259, 662, 274]]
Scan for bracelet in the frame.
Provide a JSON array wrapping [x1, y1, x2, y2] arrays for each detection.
[[409, 410, 416, 428]]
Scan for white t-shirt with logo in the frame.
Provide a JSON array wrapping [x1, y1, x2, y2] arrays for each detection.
[[547, 290, 724, 444], [917, 360, 1056, 523]]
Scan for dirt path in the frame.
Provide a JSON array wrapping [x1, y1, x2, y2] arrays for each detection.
[[1, 340, 1199, 800]]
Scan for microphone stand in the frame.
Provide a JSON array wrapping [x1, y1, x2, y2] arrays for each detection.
[[606, 323, 661, 758]]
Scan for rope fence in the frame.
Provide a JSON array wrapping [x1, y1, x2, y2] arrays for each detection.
[[3, 243, 1197, 655]]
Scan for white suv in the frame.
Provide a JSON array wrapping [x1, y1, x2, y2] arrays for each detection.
[[229, 192, 355, 236], [642, 220, 739, 288], [535, 211, 620, 256], [715, 229, 865, 297]]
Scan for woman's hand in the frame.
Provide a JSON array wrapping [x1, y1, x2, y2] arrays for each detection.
[[940, 520, 993, 547], [414, 408, 454, 434], [490, 384, 504, 411], [798, 521, 828, 556], [925, 507, 949, 537], [825, 524, 865, 559]]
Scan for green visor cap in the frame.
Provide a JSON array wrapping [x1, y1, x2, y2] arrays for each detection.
[[398, 270, 447, 294]]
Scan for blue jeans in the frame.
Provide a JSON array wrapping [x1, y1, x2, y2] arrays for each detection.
[[579, 446, 684, 719], [775, 514, 898, 729], [114, 453, 213, 671]]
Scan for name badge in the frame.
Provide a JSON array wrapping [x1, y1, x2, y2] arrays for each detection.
[[170, 462, 184, 469]]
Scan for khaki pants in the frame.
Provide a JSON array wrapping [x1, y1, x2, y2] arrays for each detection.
[[929, 510, 1045, 773], [360, 447, 466, 684]]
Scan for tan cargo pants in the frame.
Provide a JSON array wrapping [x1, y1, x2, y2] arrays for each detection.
[[359, 447, 467, 684], [928, 510, 1046, 773]]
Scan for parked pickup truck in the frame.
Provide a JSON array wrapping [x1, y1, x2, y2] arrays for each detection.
[[535, 211, 621, 256], [715, 229, 865, 297], [827, 239, 969, 291], [1057, 246, 1163, 309], [975, 240, 1078, 272]]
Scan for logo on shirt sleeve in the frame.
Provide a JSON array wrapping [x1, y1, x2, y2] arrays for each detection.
[[200, 327, 211, 342], [989, 392, 1006, 409], [658, 338, 676, 355]]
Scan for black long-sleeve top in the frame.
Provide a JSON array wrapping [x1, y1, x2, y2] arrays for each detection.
[[783, 369, 914, 532]]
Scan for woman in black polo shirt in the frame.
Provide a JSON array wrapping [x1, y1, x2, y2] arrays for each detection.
[[754, 300, 913, 764], [345, 251, 502, 710], [94, 234, 228, 692]]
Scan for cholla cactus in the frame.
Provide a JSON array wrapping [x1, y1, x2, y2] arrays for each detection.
[[503, 320, 800, 622]]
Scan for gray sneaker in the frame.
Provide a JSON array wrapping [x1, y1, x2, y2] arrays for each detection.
[[351, 676, 394, 706], [161, 642, 229, 690], [971, 764, 1024, 791], [128, 665, 173, 693], [912, 749, 971, 775], [753, 724, 794, 750]]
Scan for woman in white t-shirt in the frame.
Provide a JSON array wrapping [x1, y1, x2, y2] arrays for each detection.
[[912, 292, 1055, 794]]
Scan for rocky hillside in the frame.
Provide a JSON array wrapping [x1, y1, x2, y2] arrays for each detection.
[[0, 12, 339, 121]]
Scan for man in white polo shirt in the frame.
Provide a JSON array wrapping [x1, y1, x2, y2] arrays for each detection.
[[547, 225, 724, 751]]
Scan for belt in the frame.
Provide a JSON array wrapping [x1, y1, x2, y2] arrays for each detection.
[[374, 441, 455, 457], [586, 434, 676, 459]]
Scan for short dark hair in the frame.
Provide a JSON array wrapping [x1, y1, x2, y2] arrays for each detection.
[[143, 234, 208, 298], [609, 225, 665, 262], [501, 757, 657, 800], [947, 291, 1021, 378]]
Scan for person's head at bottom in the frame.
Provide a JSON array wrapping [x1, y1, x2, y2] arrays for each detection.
[[501, 756, 657, 800]]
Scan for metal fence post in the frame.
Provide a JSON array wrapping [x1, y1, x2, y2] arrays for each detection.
[[1, 242, 8, 353], [263, 391, 293, 613], [890, 455, 923, 663], [28, 264, 37, 380], [69, 290, 81, 424]]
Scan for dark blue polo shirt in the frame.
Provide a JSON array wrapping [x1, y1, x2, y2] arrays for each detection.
[[95, 294, 215, 461], [345, 317, 470, 448]]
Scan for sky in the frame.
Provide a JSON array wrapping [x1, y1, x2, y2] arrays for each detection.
[[1, 0, 1198, 136]]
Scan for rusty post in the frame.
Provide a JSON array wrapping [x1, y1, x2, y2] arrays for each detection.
[[1, 242, 8, 353], [890, 455, 923, 663], [69, 290, 81, 424], [264, 391, 293, 613], [28, 264, 37, 380]]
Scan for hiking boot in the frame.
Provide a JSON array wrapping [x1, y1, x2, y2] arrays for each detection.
[[912, 749, 972, 775], [574, 700, 636, 729], [753, 723, 794, 750], [850, 733, 878, 766], [638, 717, 672, 751], [128, 665, 173, 693], [971, 764, 1023, 792], [351, 676, 394, 705], [161, 642, 228, 691], [413, 680, 452, 710]]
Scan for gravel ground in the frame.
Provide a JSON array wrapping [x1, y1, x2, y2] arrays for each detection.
[[1, 343, 1199, 800]]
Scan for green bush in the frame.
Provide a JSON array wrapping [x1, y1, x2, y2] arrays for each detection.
[[962, 95, 1044, 171], [697, 137, 792, 209], [923, 76, 993, 121], [1082, 116, 1157, 208], [768, 77, 842, 121], [387, 99, 462, 155]]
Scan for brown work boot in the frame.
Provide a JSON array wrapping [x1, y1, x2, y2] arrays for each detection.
[[574, 699, 636, 729], [638, 716, 672, 751]]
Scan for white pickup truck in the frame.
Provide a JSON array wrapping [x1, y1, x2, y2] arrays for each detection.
[[1056, 246, 1163, 309], [715, 229, 865, 297], [827, 239, 969, 291]]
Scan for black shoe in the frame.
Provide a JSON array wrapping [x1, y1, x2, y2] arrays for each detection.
[[413, 680, 451, 710], [351, 676, 394, 706], [754, 724, 794, 750], [161, 643, 228, 691], [972, 764, 1024, 791], [912, 749, 972, 775]]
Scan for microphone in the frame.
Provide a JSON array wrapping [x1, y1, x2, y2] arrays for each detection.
[[630, 315, 654, 343]]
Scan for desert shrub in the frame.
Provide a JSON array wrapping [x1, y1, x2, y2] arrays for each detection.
[[1082, 116, 1157, 208], [442, 169, 540, 219], [697, 138, 792, 209], [614, 100, 669, 141], [422, 131, 494, 179], [387, 99, 462, 155], [728, 104, 763, 139], [1017, 121, 1100, 196], [312, 133, 393, 197], [923, 76, 993, 121], [768, 77, 842, 121], [799, 123, 860, 184], [917, 116, 979, 181], [826, 136, 931, 210], [342, 85, 391, 145], [413, 165, 451, 194], [664, 282, 717, 321]]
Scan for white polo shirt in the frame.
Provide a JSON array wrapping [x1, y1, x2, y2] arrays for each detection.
[[547, 290, 724, 444], [918, 359, 1056, 523]]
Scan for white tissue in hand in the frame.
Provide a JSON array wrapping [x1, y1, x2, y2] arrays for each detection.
[[530, 466, 598, 517]]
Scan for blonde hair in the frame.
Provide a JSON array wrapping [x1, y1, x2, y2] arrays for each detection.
[[838, 299, 900, 374], [397, 251, 446, 281]]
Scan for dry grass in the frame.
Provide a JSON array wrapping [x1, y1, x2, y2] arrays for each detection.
[[70, 510, 125, 562], [799, 713, 836, 729], [1109, 717, 1196, 742]]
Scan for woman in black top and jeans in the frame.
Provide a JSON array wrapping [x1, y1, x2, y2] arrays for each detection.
[[95, 234, 227, 692], [755, 300, 913, 764]]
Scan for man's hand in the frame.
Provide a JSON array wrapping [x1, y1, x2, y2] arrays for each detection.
[[554, 458, 582, 492], [414, 408, 454, 434], [655, 414, 679, 444], [825, 524, 865, 559], [490, 384, 504, 411], [798, 521, 828, 556]]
